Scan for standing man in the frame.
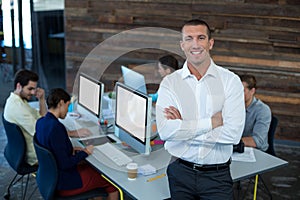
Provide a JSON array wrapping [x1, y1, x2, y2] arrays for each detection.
[[240, 74, 271, 151], [156, 19, 245, 199], [4, 69, 47, 166]]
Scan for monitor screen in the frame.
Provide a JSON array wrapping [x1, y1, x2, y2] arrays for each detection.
[[115, 82, 152, 155], [121, 65, 147, 94], [78, 73, 104, 118]]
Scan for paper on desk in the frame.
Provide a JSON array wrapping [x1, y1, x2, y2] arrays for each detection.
[[138, 164, 157, 176], [231, 147, 256, 162]]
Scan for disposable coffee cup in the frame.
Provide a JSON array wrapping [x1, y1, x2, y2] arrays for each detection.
[[126, 163, 138, 180]]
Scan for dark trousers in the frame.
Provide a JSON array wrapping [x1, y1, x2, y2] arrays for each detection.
[[167, 159, 233, 200]]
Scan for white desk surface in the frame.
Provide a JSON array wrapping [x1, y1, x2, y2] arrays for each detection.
[[231, 148, 288, 182], [86, 146, 288, 200], [86, 146, 171, 200]]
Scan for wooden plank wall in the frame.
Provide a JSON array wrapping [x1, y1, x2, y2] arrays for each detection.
[[64, 0, 300, 142]]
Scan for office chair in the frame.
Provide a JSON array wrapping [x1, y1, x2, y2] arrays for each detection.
[[266, 115, 278, 156], [256, 115, 279, 199], [33, 134, 108, 200], [2, 114, 38, 200]]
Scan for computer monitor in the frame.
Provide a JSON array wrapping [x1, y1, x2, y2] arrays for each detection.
[[115, 82, 152, 155], [77, 73, 104, 124], [121, 65, 147, 94]]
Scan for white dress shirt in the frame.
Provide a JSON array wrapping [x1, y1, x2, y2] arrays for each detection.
[[156, 60, 245, 165]]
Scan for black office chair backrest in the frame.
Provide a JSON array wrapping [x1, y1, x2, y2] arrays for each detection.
[[33, 134, 58, 200], [2, 114, 28, 174], [266, 115, 278, 156]]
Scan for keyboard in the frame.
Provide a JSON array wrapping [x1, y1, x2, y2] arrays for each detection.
[[95, 142, 133, 166]]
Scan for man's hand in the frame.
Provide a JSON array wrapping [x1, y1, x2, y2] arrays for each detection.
[[211, 111, 223, 129], [68, 128, 92, 138], [164, 106, 182, 120], [35, 88, 45, 100], [242, 137, 257, 148], [36, 87, 47, 116]]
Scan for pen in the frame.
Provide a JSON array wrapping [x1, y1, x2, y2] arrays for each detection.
[[146, 173, 166, 182]]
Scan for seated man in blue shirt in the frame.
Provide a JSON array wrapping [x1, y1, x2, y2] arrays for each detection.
[[240, 74, 271, 151]]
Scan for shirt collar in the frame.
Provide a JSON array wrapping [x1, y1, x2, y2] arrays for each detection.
[[11, 92, 27, 103], [181, 59, 218, 80]]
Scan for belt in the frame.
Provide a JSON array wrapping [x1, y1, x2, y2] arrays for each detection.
[[178, 159, 231, 172]]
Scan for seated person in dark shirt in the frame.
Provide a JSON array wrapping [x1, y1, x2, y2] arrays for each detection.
[[150, 55, 180, 102], [240, 75, 271, 151], [35, 88, 118, 199], [157, 54, 179, 78]]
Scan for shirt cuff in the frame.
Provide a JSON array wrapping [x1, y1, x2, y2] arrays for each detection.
[[196, 118, 212, 134]]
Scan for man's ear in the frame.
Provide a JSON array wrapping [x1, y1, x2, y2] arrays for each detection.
[[15, 83, 22, 93], [180, 40, 184, 51], [166, 68, 171, 74], [209, 38, 214, 50], [250, 88, 256, 95], [57, 99, 64, 108]]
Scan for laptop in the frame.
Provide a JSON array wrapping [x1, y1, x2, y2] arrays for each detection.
[[121, 65, 158, 139], [121, 65, 148, 94]]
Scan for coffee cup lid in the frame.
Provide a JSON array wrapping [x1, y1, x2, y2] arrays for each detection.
[[126, 162, 138, 169]]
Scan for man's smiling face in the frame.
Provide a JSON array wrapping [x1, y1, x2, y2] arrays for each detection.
[[180, 24, 214, 67]]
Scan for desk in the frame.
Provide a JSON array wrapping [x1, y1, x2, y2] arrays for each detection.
[[86, 147, 287, 200], [86, 145, 171, 200], [231, 149, 288, 182], [29, 102, 288, 199]]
